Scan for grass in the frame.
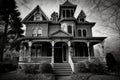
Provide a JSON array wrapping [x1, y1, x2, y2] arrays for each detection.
[[71, 73, 120, 80], [0, 69, 54, 80]]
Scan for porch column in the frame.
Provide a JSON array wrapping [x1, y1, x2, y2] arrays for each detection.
[[51, 41, 55, 64], [68, 41, 71, 56], [28, 41, 32, 62], [87, 42, 91, 61], [19, 44, 23, 61]]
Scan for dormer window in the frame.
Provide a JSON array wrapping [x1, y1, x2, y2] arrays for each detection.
[[34, 11, 43, 21], [77, 10, 86, 22], [51, 12, 58, 22]]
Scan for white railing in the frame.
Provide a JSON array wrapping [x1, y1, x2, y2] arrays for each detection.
[[68, 53, 75, 72]]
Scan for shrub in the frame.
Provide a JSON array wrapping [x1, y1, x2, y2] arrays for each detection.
[[75, 62, 88, 73], [88, 58, 107, 74], [0, 61, 17, 73], [112, 64, 120, 75], [40, 62, 53, 73], [23, 62, 53, 74], [23, 64, 40, 74]]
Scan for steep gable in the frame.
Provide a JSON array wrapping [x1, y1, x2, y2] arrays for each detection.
[[50, 30, 72, 37], [22, 5, 49, 22]]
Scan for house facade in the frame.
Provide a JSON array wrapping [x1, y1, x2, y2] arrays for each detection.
[[18, 0, 105, 72]]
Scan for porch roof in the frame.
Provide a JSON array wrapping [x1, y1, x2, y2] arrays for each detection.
[[73, 37, 106, 40], [17, 36, 106, 44], [17, 36, 50, 41]]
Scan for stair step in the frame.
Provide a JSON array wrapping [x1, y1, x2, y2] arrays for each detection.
[[55, 76, 70, 80], [53, 63, 72, 76]]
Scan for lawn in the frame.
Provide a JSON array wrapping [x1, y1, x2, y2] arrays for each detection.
[[0, 70, 54, 80]]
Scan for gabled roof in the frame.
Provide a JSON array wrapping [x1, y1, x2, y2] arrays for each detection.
[[50, 30, 72, 37], [61, 0, 76, 6], [22, 5, 49, 22], [77, 10, 86, 20]]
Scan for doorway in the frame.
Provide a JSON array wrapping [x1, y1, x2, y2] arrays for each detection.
[[54, 42, 68, 63]]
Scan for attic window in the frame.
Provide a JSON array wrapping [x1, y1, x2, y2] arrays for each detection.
[[79, 18, 85, 22], [34, 11, 43, 21]]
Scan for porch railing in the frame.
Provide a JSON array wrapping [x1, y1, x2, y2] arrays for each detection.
[[68, 53, 75, 72], [72, 56, 96, 63], [19, 56, 52, 63]]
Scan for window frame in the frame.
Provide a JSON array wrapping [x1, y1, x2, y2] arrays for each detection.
[[34, 11, 43, 21], [83, 29, 87, 37], [77, 28, 87, 37], [78, 29, 82, 37], [32, 28, 37, 37], [37, 28, 42, 37]]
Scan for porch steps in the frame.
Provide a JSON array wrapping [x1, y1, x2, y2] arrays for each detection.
[[53, 63, 72, 80], [55, 76, 70, 80]]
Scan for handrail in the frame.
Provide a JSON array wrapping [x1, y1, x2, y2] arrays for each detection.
[[68, 52, 75, 72]]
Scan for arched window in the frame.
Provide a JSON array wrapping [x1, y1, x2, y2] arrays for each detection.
[[37, 28, 42, 37], [68, 25, 72, 34], [78, 29, 81, 37], [34, 11, 43, 21], [83, 29, 86, 37], [32, 28, 37, 36]]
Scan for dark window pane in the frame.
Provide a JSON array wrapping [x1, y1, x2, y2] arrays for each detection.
[[63, 10, 65, 17], [71, 10, 74, 17], [68, 26, 72, 34], [83, 29, 86, 37], [66, 10, 70, 18], [78, 29, 81, 37]]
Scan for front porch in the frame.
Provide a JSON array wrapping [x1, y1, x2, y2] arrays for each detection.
[[18, 37, 105, 65]]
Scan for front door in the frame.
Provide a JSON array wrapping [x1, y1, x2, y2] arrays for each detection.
[[54, 42, 67, 63], [54, 47, 62, 63]]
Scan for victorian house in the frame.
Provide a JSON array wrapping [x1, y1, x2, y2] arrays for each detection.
[[18, 0, 106, 74]]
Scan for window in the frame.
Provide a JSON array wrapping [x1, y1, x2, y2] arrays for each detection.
[[31, 44, 42, 58], [34, 11, 43, 21], [68, 25, 72, 34], [83, 29, 86, 37], [32, 28, 37, 37], [66, 10, 70, 18], [32, 28, 42, 37], [71, 9, 74, 17], [62, 10, 66, 18], [37, 28, 42, 37], [78, 29, 81, 37]]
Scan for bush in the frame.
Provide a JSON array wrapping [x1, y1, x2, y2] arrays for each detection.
[[40, 62, 53, 73], [112, 64, 120, 75], [0, 61, 17, 73], [88, 58, 107, 74], [23, 62, 53, 74], [75, 62, 88, 73], [23, 64, 40, 74]]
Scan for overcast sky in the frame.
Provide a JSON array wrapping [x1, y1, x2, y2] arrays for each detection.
[[15, 0, 119, 37]]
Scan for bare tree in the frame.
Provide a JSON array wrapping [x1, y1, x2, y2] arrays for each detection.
[[86, 0, 120, 35]]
